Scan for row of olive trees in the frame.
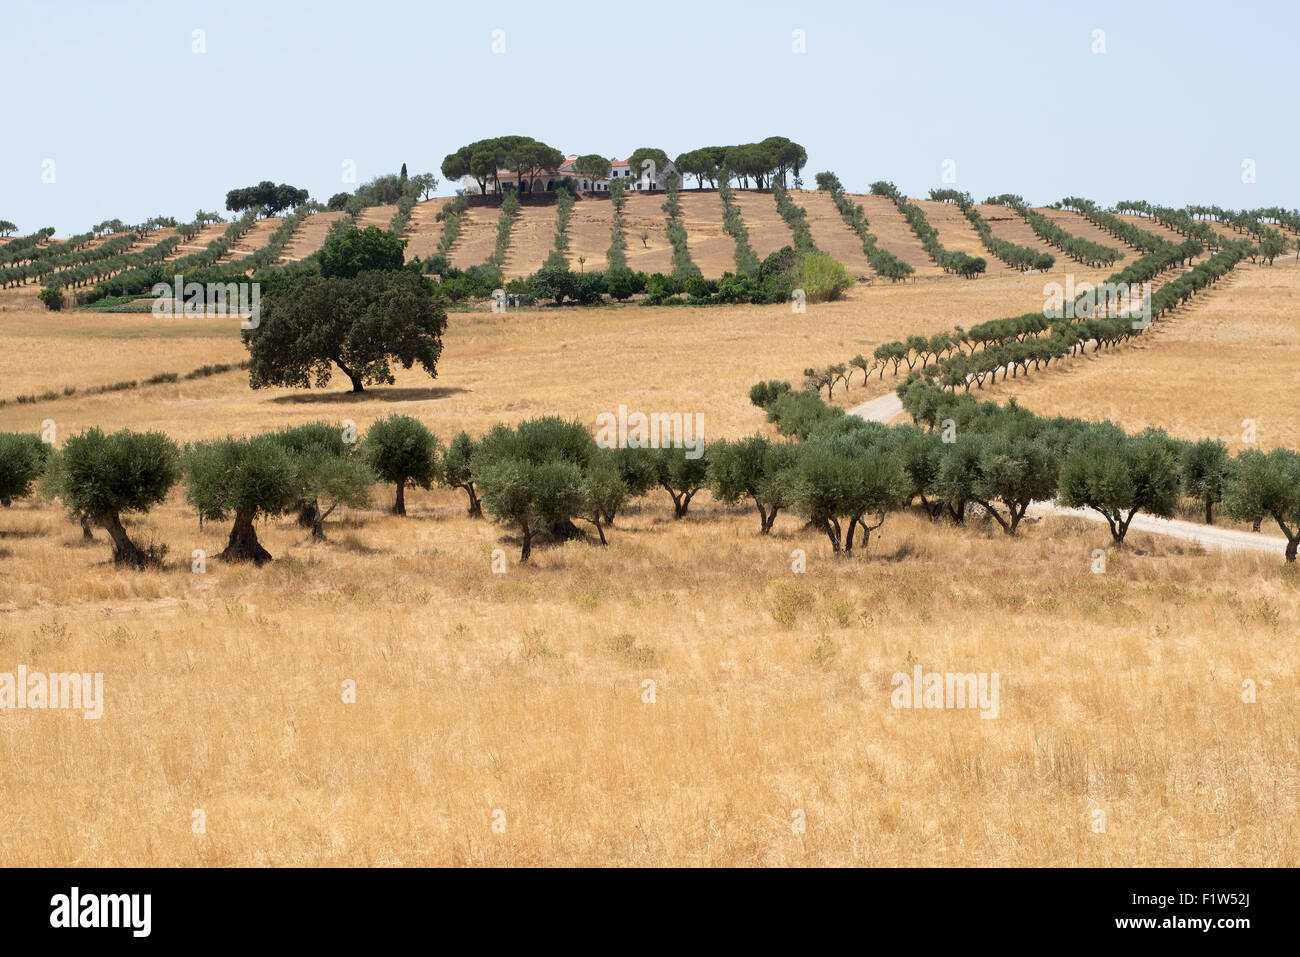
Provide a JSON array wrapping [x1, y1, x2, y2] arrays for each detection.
[[755, 381, 1300, 559], [0, 227, 57, 265], [718, 180, 761, 276], [1, 232, 135, 289], [929, 189, 1054, 272], [6, 381, 1299, 570], [799, 215, 1250, 402], [772, 182, 818, 256], [660, 174, 702, 279], [543, 185, 577, 270], [869, 181, 986, 277], [814, 172, 915, 281], [0, 417, 475, 568], [986, 194, 1122, 268], [606, 179, 630, 270]]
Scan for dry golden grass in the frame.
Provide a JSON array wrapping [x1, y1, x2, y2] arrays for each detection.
[[502, 203, 561, 279], [1, 489, 1295, 866], [0, 248, 1295, 867]]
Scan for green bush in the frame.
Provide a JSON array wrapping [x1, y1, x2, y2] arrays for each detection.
[[791, 251, 854, 303]]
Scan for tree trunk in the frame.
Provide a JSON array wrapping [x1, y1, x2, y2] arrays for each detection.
[[102, 513, 147, 568], [392, 478, 406, 516], [549, 518, 582, 540], [296, 500, 320, 528], [1205, 500, 1213, 525], [80, 514, 94, 540], [519, 521, 532, 563], [461, 484, 482, 518], [822, 517, 842, 553], [676, 490, 696, 518], [220, 507, 272, 565], [1287, 537, 1298, 563], [335, 359, 364, 393]]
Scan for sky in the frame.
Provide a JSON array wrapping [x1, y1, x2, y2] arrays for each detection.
[[2, 0, 1296, 234]]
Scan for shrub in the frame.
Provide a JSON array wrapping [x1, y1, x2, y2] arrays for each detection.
[[791, 251, 853, 302], [38, 287, 65, 311]]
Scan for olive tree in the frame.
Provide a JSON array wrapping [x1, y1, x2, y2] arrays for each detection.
[[1058, 429, 1181, 546], [0, 432, 48, 509], [55, 428, 181, 567], [605, 445, 657, 525], [270, 422, 354, 527], [1225, 448, 1300, 562], [291, 444, 374, 541], [794, 436, 907, 554], [440, 431, 482, 518], [707, 435, 800, 534], [577, 451, 628, 545], [970, 434, 1059, 535], [1181, 437, 1233, 525], [184, 435, 299, 565], [654, 446, 709, 519], [361, 415, 439, 516], [474, 417, 599, 561]]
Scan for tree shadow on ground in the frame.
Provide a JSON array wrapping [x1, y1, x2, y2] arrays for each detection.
[[268, 386, 468, 405]]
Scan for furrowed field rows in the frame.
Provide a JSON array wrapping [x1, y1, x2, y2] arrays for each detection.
[[974, 204, 1060, 260], [677, 192, 735, 278], [447, 203, 500, 270], [796, 189, 877, 278], [217, 216, 283, 264], [730, 190, 798, 260], [281, 210, 351, 262], [1115, 212, 1196, 248], [851, 194, 942, 277], [163, 223, 225, 262], [353, 204, 397, 232], [915, 199, 1000, 268], [501, 203, 560, 278], [1037, 207, 1138, 253], [614, 193, 674, 274]]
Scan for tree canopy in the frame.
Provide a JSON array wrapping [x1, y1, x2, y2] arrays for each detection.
[[441, 136, 564, 194], [225, 181, 310, 216], [245, 269, 446, 393]]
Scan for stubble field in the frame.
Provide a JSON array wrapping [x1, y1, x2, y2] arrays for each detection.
[[1, 261, 1297, 866]]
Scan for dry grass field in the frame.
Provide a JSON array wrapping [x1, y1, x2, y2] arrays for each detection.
[[2, 482, 1296, 867], [2, 207, 1297, 868]]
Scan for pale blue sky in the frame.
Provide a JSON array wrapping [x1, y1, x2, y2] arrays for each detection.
[[2, 0, 1295, 234]]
